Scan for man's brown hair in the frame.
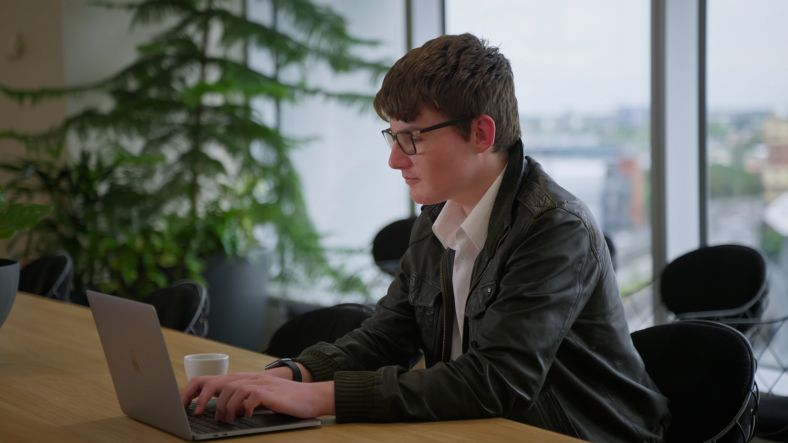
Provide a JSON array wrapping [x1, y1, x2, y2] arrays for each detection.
[[373, 33, 520, 152]]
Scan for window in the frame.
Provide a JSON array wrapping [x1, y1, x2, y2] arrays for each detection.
[[447, 0, 652, 298], [248, 0, 408, 302], [707, 0, 788, 393]]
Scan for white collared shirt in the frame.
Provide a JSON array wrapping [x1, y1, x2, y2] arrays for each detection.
[[432, 168, 506, 359]]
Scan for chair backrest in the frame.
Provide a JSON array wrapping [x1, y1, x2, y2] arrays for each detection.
[[660, 244, 768, 321], [19, 252, 74, 302], [264, 303, 374, 358], [372, 217, 417, 276], [631, 320, 758, 442], [144, 280, 209, 336]]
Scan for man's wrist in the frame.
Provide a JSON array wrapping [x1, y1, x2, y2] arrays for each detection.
[[315, 381, 335, 415], [264, 362, 313, 382], [265, 358, 302, 382], [264, 366, 294, 380]]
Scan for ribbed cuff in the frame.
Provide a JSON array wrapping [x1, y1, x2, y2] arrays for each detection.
[[293, 350, 340, 382], [334, 371, 378, 423]]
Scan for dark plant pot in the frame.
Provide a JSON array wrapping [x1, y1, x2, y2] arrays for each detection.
[[0, 259, 20, 328], [203, 251, 269, 351]]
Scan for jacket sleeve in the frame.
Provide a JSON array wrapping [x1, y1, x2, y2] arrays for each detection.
[[293, 250, 425, 379], [297, 207, 601, 422]]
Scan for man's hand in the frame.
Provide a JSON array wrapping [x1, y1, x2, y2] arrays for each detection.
[[181, 372, 333, 421]]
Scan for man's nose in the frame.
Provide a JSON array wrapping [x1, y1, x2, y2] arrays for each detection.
[[388, 143, 412, 170]]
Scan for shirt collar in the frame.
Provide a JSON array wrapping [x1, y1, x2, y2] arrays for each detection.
[[432, 166, 507, 252]]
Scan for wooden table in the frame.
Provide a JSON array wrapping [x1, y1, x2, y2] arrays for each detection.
[[0, 293, 582, 442]]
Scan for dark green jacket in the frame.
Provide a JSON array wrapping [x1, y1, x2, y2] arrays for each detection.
[[296, 140, 670, 442]]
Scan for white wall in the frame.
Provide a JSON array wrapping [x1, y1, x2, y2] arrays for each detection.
[[61, 0, 167, 113], [0, 0, 66, 155], [0, 0, 66, 255]]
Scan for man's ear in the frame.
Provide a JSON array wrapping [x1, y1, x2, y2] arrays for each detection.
[[472, 115, 496, 153]]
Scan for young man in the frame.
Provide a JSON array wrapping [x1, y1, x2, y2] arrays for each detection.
[[182, 33, 670, 441]]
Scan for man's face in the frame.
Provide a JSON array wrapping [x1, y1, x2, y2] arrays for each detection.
[[387, 107, 481, 207]]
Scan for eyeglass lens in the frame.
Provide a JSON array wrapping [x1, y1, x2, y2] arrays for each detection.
[[383, 131, 416, 155]]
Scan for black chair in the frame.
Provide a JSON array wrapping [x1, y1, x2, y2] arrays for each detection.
[[144, 280, 209, 337], [659, 244, 788, 387], [18, 252, 74, 302], [632, 320, 758, 442], [372, 217, 417, 276], [660, 244, 768, 330], [659, 244, 788, 439], [264, 303, 374, 358]]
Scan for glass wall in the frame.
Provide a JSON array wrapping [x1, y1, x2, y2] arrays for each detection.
[[447, 0, 652, 297], [707, 0, 788, 393], [247, 0, 408, 303]]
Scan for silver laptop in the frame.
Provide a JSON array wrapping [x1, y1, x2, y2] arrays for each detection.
[[87, 290, 321, 440]]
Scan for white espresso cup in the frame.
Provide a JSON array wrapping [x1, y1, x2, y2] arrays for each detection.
[[184, 353, 230, 380]]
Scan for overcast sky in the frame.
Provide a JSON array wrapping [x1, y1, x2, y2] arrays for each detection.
[[446, 0, 788, 116]]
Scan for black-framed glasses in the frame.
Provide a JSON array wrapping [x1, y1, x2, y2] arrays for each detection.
[[381, 117, 471, 155]]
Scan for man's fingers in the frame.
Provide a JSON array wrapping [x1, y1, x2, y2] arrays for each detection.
[[182, 373, 252, 413], [213, 377, 248, 420], [222, 386, 246, 423], [244, 392, 265, 418], [180, 372, 285, 420], [181, 376, 212, 408], [223, 387, 252, 423], [194, 378, 227, 415]]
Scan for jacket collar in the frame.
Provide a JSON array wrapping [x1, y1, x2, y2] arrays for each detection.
[[484, 138, 526, 255], [424, 137, 526, 229], [461, 139, 526, 290], [423, 138, 527, 290]]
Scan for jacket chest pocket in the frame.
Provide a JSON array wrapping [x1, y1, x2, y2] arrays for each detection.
[[408, 276, 442, 357], [464, 282, 497, 347]]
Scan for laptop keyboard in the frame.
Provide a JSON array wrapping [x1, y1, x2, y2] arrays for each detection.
[[187, 406, 310, 434]]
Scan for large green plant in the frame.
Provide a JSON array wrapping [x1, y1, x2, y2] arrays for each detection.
[[1, 149, 187, 296], [0, 0, 387, 297], [0, 189, 49, 241]]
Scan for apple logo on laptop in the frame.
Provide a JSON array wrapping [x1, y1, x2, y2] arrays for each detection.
[[131, 352, 141, 374]]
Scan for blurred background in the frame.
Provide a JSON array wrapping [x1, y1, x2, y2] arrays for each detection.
[[2, 0, 788, 366]]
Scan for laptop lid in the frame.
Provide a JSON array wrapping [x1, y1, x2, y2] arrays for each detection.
[[88, 290, 194, 440], [87, 290, 320, 440]]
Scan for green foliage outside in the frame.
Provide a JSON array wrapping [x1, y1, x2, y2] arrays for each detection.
[[708, 164, 763, 198], [761, 223, 784, 260], [0, 0, 388, 298]]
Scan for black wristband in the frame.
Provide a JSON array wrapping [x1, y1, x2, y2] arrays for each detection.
[[265, 358, 302, 382]]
